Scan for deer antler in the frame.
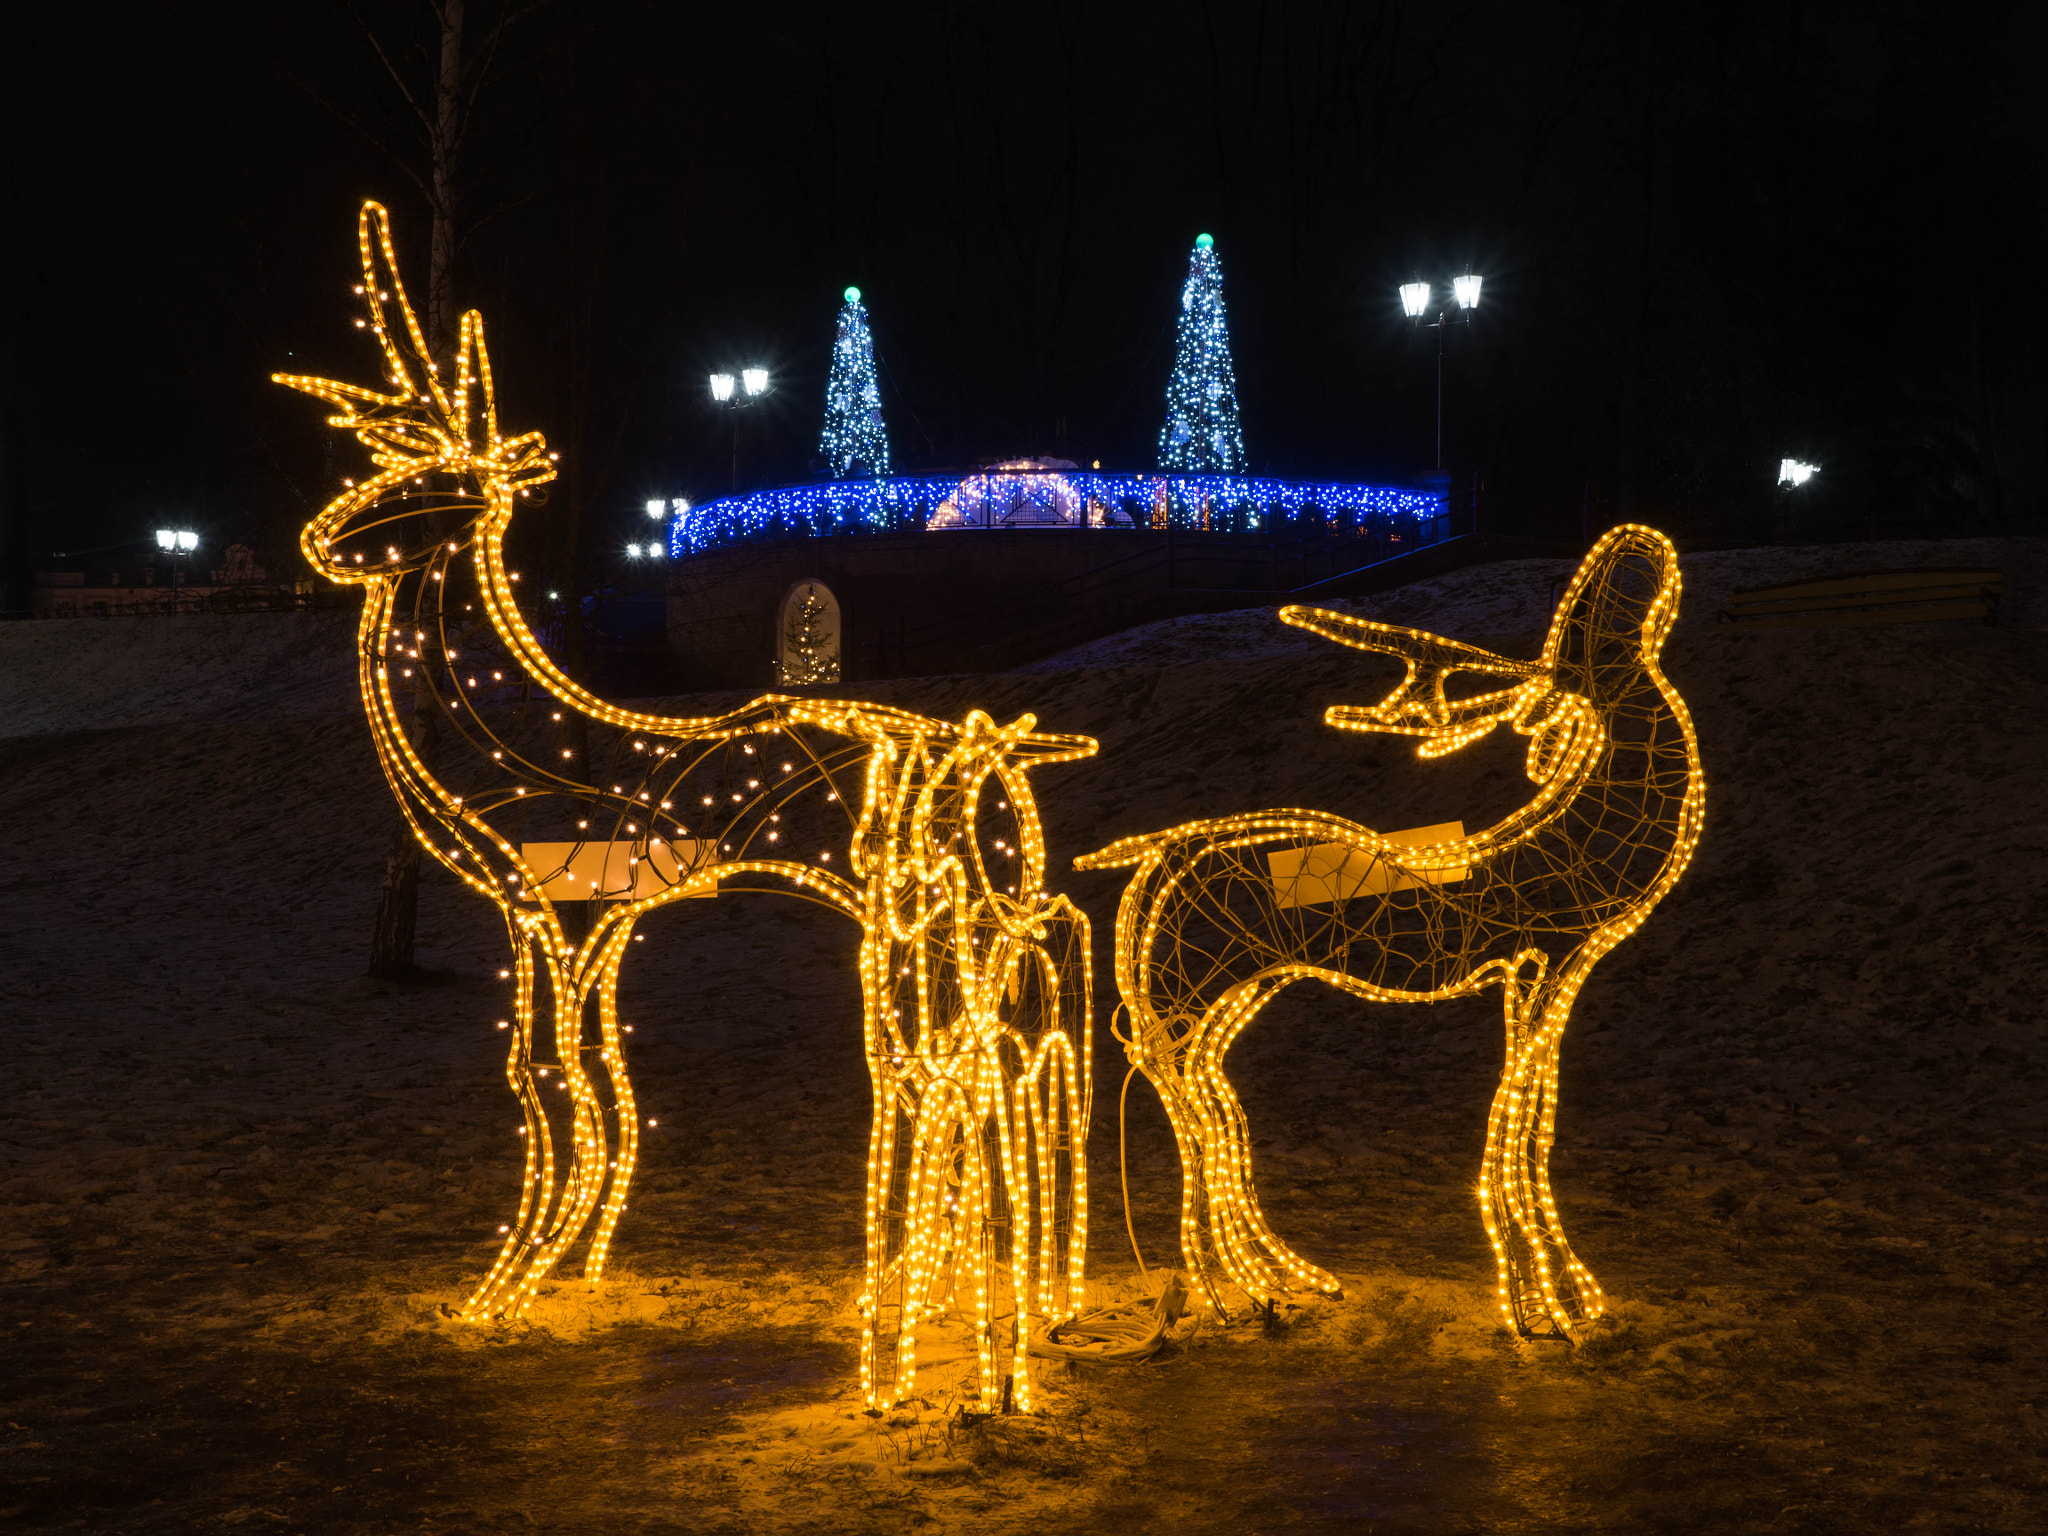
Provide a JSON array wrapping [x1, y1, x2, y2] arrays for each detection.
[[273, 202, 554, 580], [1279, 606, 1548, 759]]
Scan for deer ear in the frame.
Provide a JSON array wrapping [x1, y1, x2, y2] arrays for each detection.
[[1545, 525, 1682, 686]]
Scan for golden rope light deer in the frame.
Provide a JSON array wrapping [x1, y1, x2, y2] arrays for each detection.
[[1077, 525, 1705, 1337], [275, 202, 1093, 1410]]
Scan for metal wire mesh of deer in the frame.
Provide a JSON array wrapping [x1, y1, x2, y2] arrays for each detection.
[[1077, 524, 1705, 1340]]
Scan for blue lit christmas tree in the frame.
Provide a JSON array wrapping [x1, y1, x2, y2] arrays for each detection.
[[820, 286, 890, 479], [1157, 234, 1247, 474]]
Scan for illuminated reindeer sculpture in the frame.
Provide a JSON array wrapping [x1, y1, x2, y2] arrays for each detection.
[[276, 203, 1094, 1409], [1077, 525, 1704, 1338]]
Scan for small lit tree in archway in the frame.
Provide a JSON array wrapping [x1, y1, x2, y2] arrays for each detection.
[[775, 584, 841, 685]]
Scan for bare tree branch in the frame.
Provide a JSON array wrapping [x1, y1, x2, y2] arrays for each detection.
[[338, 0, 438, 139], [286, 71, 434, 201]]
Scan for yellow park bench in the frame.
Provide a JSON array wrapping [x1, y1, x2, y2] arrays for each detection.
[[1714, 568, 2002, 630]]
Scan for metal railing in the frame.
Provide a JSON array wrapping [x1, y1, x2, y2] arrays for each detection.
[[12, 586, 357, 621]]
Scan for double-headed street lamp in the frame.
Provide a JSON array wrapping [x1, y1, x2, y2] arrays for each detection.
[[641, 496, 689, 563], [1399, 274, 1484, 472], [155, 527, 198, 613], [709, 367, 771, 493]]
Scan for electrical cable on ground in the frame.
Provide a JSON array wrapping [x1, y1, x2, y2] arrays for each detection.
[[1029, 1272, 1189, 1365]]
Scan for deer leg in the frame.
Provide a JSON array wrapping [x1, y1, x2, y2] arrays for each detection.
[[1007, 925, 1089, 1332], [960, 1091, 997, 1412], [573, 920, 640, 1284], [1017, 1015, 1087, 1324], [463, 925, 559, 1320], [990, 984, 1083, 1417], [1479, 959, 1604, 1338], [894, 1075, 963, 1405], [1120, 1005, 1222, 1307], [858, 1056, 904, 1410], [1177, 973, 1343, 1309], [462, 921, 636, 1319]]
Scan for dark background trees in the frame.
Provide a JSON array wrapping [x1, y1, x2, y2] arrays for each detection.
[[3, 0, 2042, 612]]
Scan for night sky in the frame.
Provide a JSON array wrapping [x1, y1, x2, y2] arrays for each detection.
[[3, 0, 2042, 601]]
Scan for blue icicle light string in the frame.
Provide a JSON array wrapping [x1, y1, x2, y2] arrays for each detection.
[[1158, 233, 1247, 475], [666, 470, 1447, 556], [820, 287, 891, 479]]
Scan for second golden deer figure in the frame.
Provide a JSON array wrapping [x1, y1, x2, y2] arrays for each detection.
[[1078, 524, 1705, 1339]]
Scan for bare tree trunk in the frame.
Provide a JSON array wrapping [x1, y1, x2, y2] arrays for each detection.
[[1968, 277, 2005, 532], [1617, 17, 1654, 523], [367, 710, 440, 980], [368, 0, 464, 980], [428, 0, 463, 351]]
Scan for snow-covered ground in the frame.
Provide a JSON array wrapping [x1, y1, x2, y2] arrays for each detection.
[[1031, 536, 2046, 670], [3, 537, 2044, 1533]]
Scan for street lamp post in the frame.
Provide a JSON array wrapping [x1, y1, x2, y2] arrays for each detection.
[[709, 368, 771, 493], [155, 528, 198, 614], [1400, 274, 1484, 472]]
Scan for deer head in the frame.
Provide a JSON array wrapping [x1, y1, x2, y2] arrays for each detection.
[[1279, 525, 1684, 787], [274, 202, 556, 585]]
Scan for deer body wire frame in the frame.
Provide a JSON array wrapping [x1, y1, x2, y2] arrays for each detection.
[[275, 203, 1095, 1409], [1077, 525, 1706, 1338]]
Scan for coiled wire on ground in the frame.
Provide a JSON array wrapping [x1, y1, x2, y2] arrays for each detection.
[[1028, 1272, 1189, 1365]]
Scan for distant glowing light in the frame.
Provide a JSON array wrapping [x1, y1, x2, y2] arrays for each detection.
[[1778, 458, 1818, 487], [645, 499, 666, 519], [155, 528, 198, 551], [741, 367, 769, 397], [1400, 281, 1432, 318], [709, 372, 735, 402], [1194, 232, 1214, 249], [1453, 274, 1483, 310], [843, 285, 861, 303]]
